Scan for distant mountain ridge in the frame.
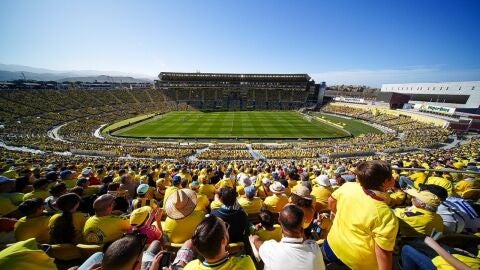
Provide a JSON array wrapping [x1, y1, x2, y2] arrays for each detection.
[[0, 63, 155, 83]]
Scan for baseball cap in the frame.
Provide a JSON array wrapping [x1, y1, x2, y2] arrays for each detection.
[[76, 178, 89, 187], [245, 186, 257, 197], [130, 206, 152, 226], [137, 184, 149, 195], [418, 184, 448, 201], [172, 175, 182, 185], [0, 176, 15, 184]]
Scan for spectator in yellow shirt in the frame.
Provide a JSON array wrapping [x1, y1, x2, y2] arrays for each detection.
[[237, 185, 263, 215], [83, 194, 131, 244], [395, 185, 447, 237], [23, 178, 50, 201], [263, 181, 288, 213], [14, 198, 50, 243], [49, 193, 89, 244], [324, 160, 398, 269], [163, 189, 205, 244]]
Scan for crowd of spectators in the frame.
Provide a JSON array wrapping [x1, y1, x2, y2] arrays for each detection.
[[0, 137, 478, 269]]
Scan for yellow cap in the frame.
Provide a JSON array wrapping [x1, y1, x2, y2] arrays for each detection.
[[130, 206, 152, 226]]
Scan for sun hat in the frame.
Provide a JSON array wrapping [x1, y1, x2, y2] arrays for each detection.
[[165, 189, 197, 220], [130, 206, 152, 226], [405, 188, 441, 208], [137, 184, 149, 195], [262, 178, 271, 184], [292, 186, 314, 200], [315, 175, 331, 187], [269, 181, 286, 194]]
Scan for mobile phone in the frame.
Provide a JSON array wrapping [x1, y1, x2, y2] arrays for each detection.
[[159, 251, 172, 268]]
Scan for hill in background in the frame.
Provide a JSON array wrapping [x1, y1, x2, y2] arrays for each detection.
[[0, 63, 154, 83]]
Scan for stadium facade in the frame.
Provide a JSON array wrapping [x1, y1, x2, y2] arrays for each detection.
[[155, 72, 325, 110], [380, 81, 480, 112]]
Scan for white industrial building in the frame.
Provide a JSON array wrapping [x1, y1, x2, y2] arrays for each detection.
[[381, 81, 480, 110]]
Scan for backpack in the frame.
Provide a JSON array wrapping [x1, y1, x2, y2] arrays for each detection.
[[437, 197, 480, 233]]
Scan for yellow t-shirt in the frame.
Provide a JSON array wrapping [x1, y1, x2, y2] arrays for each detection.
[[63, 179, 77, 189], [388, 190, 406, 207], [23, 190, 50, 201], [256, 224, 282, 242], [83, 215, 131, 244], [432, 254, 480, 270], [327, 182, 398, 270], [394, 206, 444, 237], [0, 197, 17, 217], [195, 194, 210, 212], [49, 212, 89, 243], [132, 198, 159, 209], [263, 194, 288, 213], [0, 192, 25, 206], [199, 184, 216, 200], [311, 185, 332, 209], [184, 255, 255, 270], [163, 210, 205, 243], [409, 172, 428, 188], [455, 179, 479, 195], [210, 199, 223, 210], [215, 178, 234, 189], [0, 238, 56, 270], [237, 197, 263, 214], [14, 216, 50, 243], [256, 185, 272, 199], [425, 176, 453, 196]]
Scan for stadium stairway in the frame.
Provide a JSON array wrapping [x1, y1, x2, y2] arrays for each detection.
[[246, 144, 265, 160]]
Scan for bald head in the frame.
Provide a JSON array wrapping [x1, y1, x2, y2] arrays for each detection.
[[279, 204, 304, 233], [93, 194, 115, 214]]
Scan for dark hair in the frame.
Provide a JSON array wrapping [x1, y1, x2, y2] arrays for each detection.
[[108, 182, 120, 191], [50, 193, 81, 244], [33, 178, 49, 189], [259, 209, 275, 229], [102, 235, 144, 269], [355, 160, 392, 190], [290, 193, 313, 208], [279, 179, 289, 189], [49, 182, 67, 197], [218, 187, 237, 207], [70, 186, 84, 197], [18, 198, 44, 216], [113, 196, 129, 213], [279, 204, 304, 232], [15, 176, 29, 193], [192, 215, 226, 259]]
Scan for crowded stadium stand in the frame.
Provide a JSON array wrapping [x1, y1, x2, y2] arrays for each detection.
[[156, 72, 326, 110], [0, 80, 479, 269]]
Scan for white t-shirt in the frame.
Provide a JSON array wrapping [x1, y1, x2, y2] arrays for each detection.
[[259, 237, 325, 270]]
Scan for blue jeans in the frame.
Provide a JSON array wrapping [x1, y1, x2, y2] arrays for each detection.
[[401, 245, 436, 270], [399, 176, 414, 188]]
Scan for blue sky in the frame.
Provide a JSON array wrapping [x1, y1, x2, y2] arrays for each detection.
[[0, 0, 479, 86]]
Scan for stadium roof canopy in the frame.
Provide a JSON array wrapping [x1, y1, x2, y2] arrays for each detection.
[[159, 72, 311, 82]]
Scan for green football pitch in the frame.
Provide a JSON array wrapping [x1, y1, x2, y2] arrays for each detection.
[[111, 111, 355, 139]]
